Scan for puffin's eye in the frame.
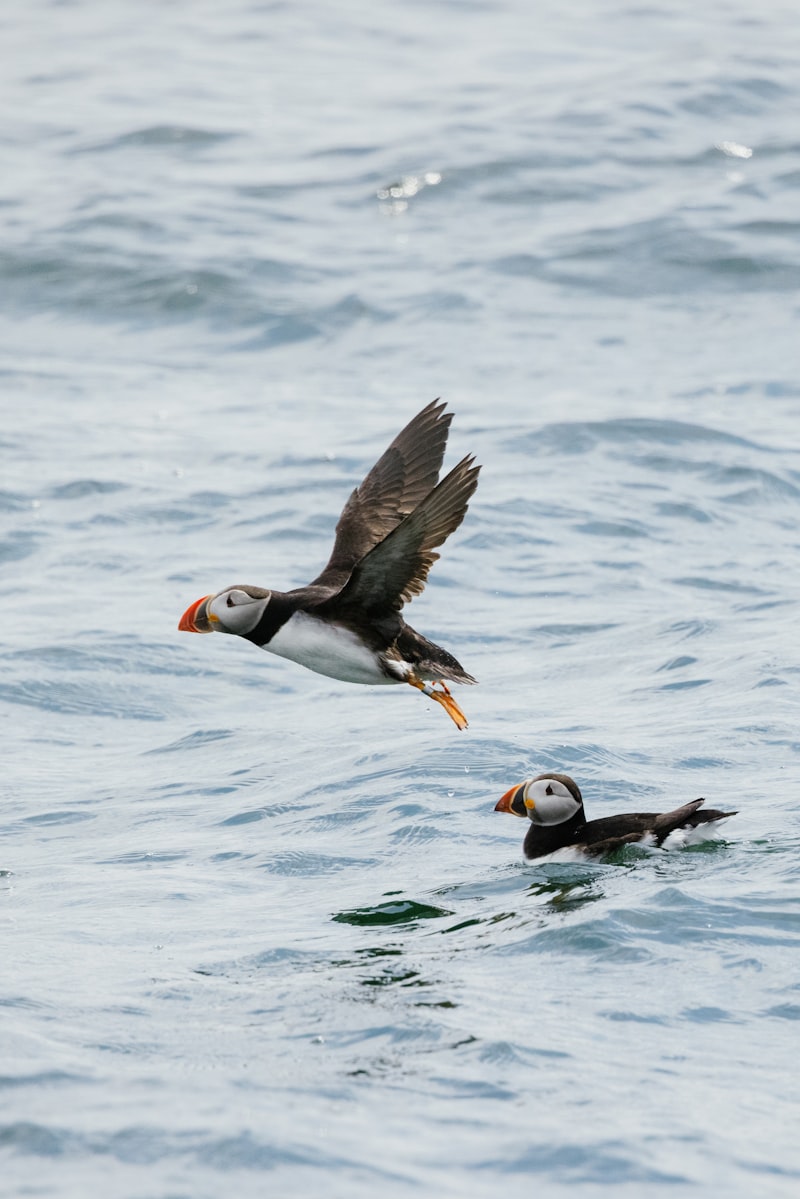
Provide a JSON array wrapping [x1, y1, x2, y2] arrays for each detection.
[[226, 589, 252, 607], [545, 783, 554, 796]]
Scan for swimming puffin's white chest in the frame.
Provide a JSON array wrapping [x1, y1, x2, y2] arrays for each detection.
[[264, 611, 397, 685]]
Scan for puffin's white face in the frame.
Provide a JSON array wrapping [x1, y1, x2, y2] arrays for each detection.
[[495, 772, 584, 825], [179, 586, 271, 636], [522, 777, 582, 826], [206, 586, 271, 635]]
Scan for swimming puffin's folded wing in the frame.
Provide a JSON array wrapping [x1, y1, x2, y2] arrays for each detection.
[[581, 832, 646, 857]]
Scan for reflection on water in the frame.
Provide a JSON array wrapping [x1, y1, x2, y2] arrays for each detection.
[[523, 874, 606, 914], [327, 870, 609, 1013]]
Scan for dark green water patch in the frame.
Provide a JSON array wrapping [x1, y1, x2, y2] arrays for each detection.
[[360, 967, 425, 989], [332, 900, 454, 927]]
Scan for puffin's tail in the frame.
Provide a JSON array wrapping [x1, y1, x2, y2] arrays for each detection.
[[654, 798, 736, 843]]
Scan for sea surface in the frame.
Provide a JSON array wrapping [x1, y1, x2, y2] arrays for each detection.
[[2, 1, 800, 1195]]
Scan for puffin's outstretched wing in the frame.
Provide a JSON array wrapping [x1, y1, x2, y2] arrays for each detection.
[[320, 454, 480, 617], [311, 400, 453, 591]]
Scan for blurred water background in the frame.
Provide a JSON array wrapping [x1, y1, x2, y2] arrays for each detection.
[[2, 1, 800, 1195]]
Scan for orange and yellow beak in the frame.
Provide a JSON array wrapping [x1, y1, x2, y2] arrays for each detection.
[[178, 595, 215, 633], [495, 783, 529, 817]]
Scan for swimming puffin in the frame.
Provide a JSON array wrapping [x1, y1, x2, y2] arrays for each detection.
[[495, 773, 736, 858], [178, 400, 480, 728]]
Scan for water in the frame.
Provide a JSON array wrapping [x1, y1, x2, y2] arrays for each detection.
[[3, 1, 800, 1195]]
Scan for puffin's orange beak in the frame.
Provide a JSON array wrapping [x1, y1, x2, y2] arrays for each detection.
[[495, 783, 528, 816], [178, 595, 214, 633]]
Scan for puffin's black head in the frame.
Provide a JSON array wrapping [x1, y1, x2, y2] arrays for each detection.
[[178, 585, 271, 636], [495, 773, 584, 826]]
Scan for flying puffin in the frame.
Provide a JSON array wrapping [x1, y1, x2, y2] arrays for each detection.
[[178, 400, 480, 728], [495, 773, 736, 859]]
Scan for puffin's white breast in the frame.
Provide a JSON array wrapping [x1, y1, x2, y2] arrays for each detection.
[[265, 611, 398, 685]]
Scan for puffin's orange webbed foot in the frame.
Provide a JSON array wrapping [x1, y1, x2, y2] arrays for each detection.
[[408, 677, 469, 730]]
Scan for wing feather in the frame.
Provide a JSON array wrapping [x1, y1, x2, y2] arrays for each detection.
[[321, 454, 480, 615], [653, 799, 706, 834], [311, 399, 452, 589]]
